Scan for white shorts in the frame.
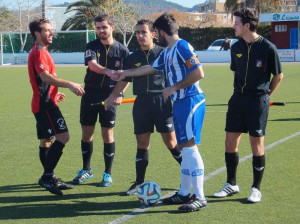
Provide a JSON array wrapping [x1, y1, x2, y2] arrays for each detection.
[[173, 93, 205, 145]]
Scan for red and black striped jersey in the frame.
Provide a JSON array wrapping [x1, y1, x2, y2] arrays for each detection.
[[28, 44, 58, 113]]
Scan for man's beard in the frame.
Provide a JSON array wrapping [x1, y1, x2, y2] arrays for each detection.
[[157, 34, 168, 47]]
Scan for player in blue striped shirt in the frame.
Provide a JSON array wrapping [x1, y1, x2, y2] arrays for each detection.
[[111, 13, 207, 212]]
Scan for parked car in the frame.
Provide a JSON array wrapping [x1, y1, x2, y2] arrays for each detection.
[[206, 38, 238, 51]]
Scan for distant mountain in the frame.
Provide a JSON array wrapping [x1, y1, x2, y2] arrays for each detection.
[[51, 0, 200, 12]]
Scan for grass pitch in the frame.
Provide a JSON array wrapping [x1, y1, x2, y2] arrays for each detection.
[[0, 64, 299, 224]]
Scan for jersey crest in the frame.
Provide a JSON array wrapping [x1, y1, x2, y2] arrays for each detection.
[[135, 62, 141, 67], [256, 60, 262, 67]]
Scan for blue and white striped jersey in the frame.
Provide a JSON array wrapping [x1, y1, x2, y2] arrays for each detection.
[[151, 39, 203, 101]]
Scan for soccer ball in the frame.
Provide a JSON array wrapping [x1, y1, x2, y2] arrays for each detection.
[[137, 181, 161, 206]]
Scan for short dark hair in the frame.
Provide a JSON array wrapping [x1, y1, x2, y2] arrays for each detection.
[[233, 8, 259, 32], [94, 14, 114, 26], [136, 19, 154, 32], [29, 18, 50, 41], [153, 13, 178, 35]]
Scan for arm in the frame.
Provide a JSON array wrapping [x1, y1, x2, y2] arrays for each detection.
[[39, 71, 85, 96], [104, 81, 130, 110], [88, 59, 116, 77], [112, 65, 156, 81], [268, 73, 283, 96], [162, 66, 204, 99]]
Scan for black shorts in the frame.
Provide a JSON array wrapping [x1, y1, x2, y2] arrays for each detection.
[[34, 107, 68, 139], [225, 93, 270, 137], [80, 90, 116, 127], [133, 94, 174, 134]]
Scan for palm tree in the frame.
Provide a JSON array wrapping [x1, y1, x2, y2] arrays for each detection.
[[224, 0, 282, 14], [61, 0, 108, 30]]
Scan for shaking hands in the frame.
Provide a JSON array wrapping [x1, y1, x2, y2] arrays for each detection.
[[105, 68, 126, 81]]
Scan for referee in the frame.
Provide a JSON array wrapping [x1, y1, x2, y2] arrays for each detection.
[[73, 14, 129, 186], [213, 8, 283, 203], [104, 20, 182, 195]]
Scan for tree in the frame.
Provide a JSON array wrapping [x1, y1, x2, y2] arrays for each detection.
[[61, 0, 107, 30], [62, 0, 142, 47], [8, 0, 40, 52], [224, 0, 283, 14], [0, 7, 18, 32]]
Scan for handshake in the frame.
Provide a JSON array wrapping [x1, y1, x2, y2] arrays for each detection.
[[105, 69, 127, 81]]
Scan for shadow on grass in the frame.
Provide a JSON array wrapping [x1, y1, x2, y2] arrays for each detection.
[[269, 118, 300, 122], [0, 184, 179, 220], [206, 104, 227, 107], [0, 183, 143, 220]]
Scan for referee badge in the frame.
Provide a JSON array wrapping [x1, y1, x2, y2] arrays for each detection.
[[256, 60, 262, 68], [85, 50, 91, 58], [115, 60, 121, 68]]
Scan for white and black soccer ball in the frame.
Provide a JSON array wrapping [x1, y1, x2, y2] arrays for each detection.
[[137, 181, 161, 206]]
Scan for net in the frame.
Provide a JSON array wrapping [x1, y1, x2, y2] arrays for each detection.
[[0, 30, 96, 65]]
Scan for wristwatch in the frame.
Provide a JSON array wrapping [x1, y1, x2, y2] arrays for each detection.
[[118, 91, 124, 97]]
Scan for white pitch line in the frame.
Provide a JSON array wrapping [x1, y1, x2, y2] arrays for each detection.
[[109, 131, 300, 224]]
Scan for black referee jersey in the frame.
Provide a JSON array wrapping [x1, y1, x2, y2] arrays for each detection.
[[230, 36, 282, 96], [84, 39, 129, 89], [123, 44, 166, 95]]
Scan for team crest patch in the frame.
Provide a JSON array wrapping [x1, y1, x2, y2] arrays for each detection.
[[185, 56, 199, 69], [236, 54, 242, 58], [85, 50, 91, 58], [40, 64, 44, 69], [135, 62, 141, 67], [115, 61, 121, 68], [256, 60, 262, 67]]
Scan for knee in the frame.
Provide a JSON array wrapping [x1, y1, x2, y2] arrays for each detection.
[[56, 132, 70, 145]]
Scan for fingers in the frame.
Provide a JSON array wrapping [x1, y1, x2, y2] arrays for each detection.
[[71, 83, 85, 96], [57, 92, 66, 102]]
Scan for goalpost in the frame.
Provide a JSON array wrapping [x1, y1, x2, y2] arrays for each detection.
[[0, 30, 96, 65]]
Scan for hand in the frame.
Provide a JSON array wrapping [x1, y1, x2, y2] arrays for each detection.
[[105, 69, 118, 79], [104, 95, 122, 111], [69, 82, 85, 96], [109, 70, 126, 81], [57, 92, 66, 102], [162, 86, 176, 100]]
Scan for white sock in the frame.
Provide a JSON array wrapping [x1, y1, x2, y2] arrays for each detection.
[[178, 148, 192, 196], [180, 145, 205, 199]]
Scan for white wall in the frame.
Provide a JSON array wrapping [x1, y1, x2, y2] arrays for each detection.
[[2, 50, 300, 65]]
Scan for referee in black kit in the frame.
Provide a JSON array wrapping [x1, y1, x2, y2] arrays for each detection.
[[73, 14, 129, 187], [104, 19, 182, 195], [213, 8, 283, 203]]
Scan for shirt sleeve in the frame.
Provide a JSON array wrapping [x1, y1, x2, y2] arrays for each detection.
[[268, 44, 282, 76], [84, 43, 97, 66], [230, 46, 236, 72], [151, 50, 166, 71], [177, 40, 201, 72], [33, 50, 50, 75], [123, 55, 133, 82]]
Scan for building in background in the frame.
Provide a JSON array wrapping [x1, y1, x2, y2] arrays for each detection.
[[260, 12, 300, 49], [198, 0, 226, 13]]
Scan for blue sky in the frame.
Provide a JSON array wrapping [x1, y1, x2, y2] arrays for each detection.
[[47, 0, 206, 8]]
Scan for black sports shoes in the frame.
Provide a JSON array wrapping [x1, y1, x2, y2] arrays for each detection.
[[38, 178, 63, 195], [56, 178, 74, 190], [178, 194, 207, 212], [161, 192, 191, 204], [38, 176, 74, 195], [125, 182, 142, 195]]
